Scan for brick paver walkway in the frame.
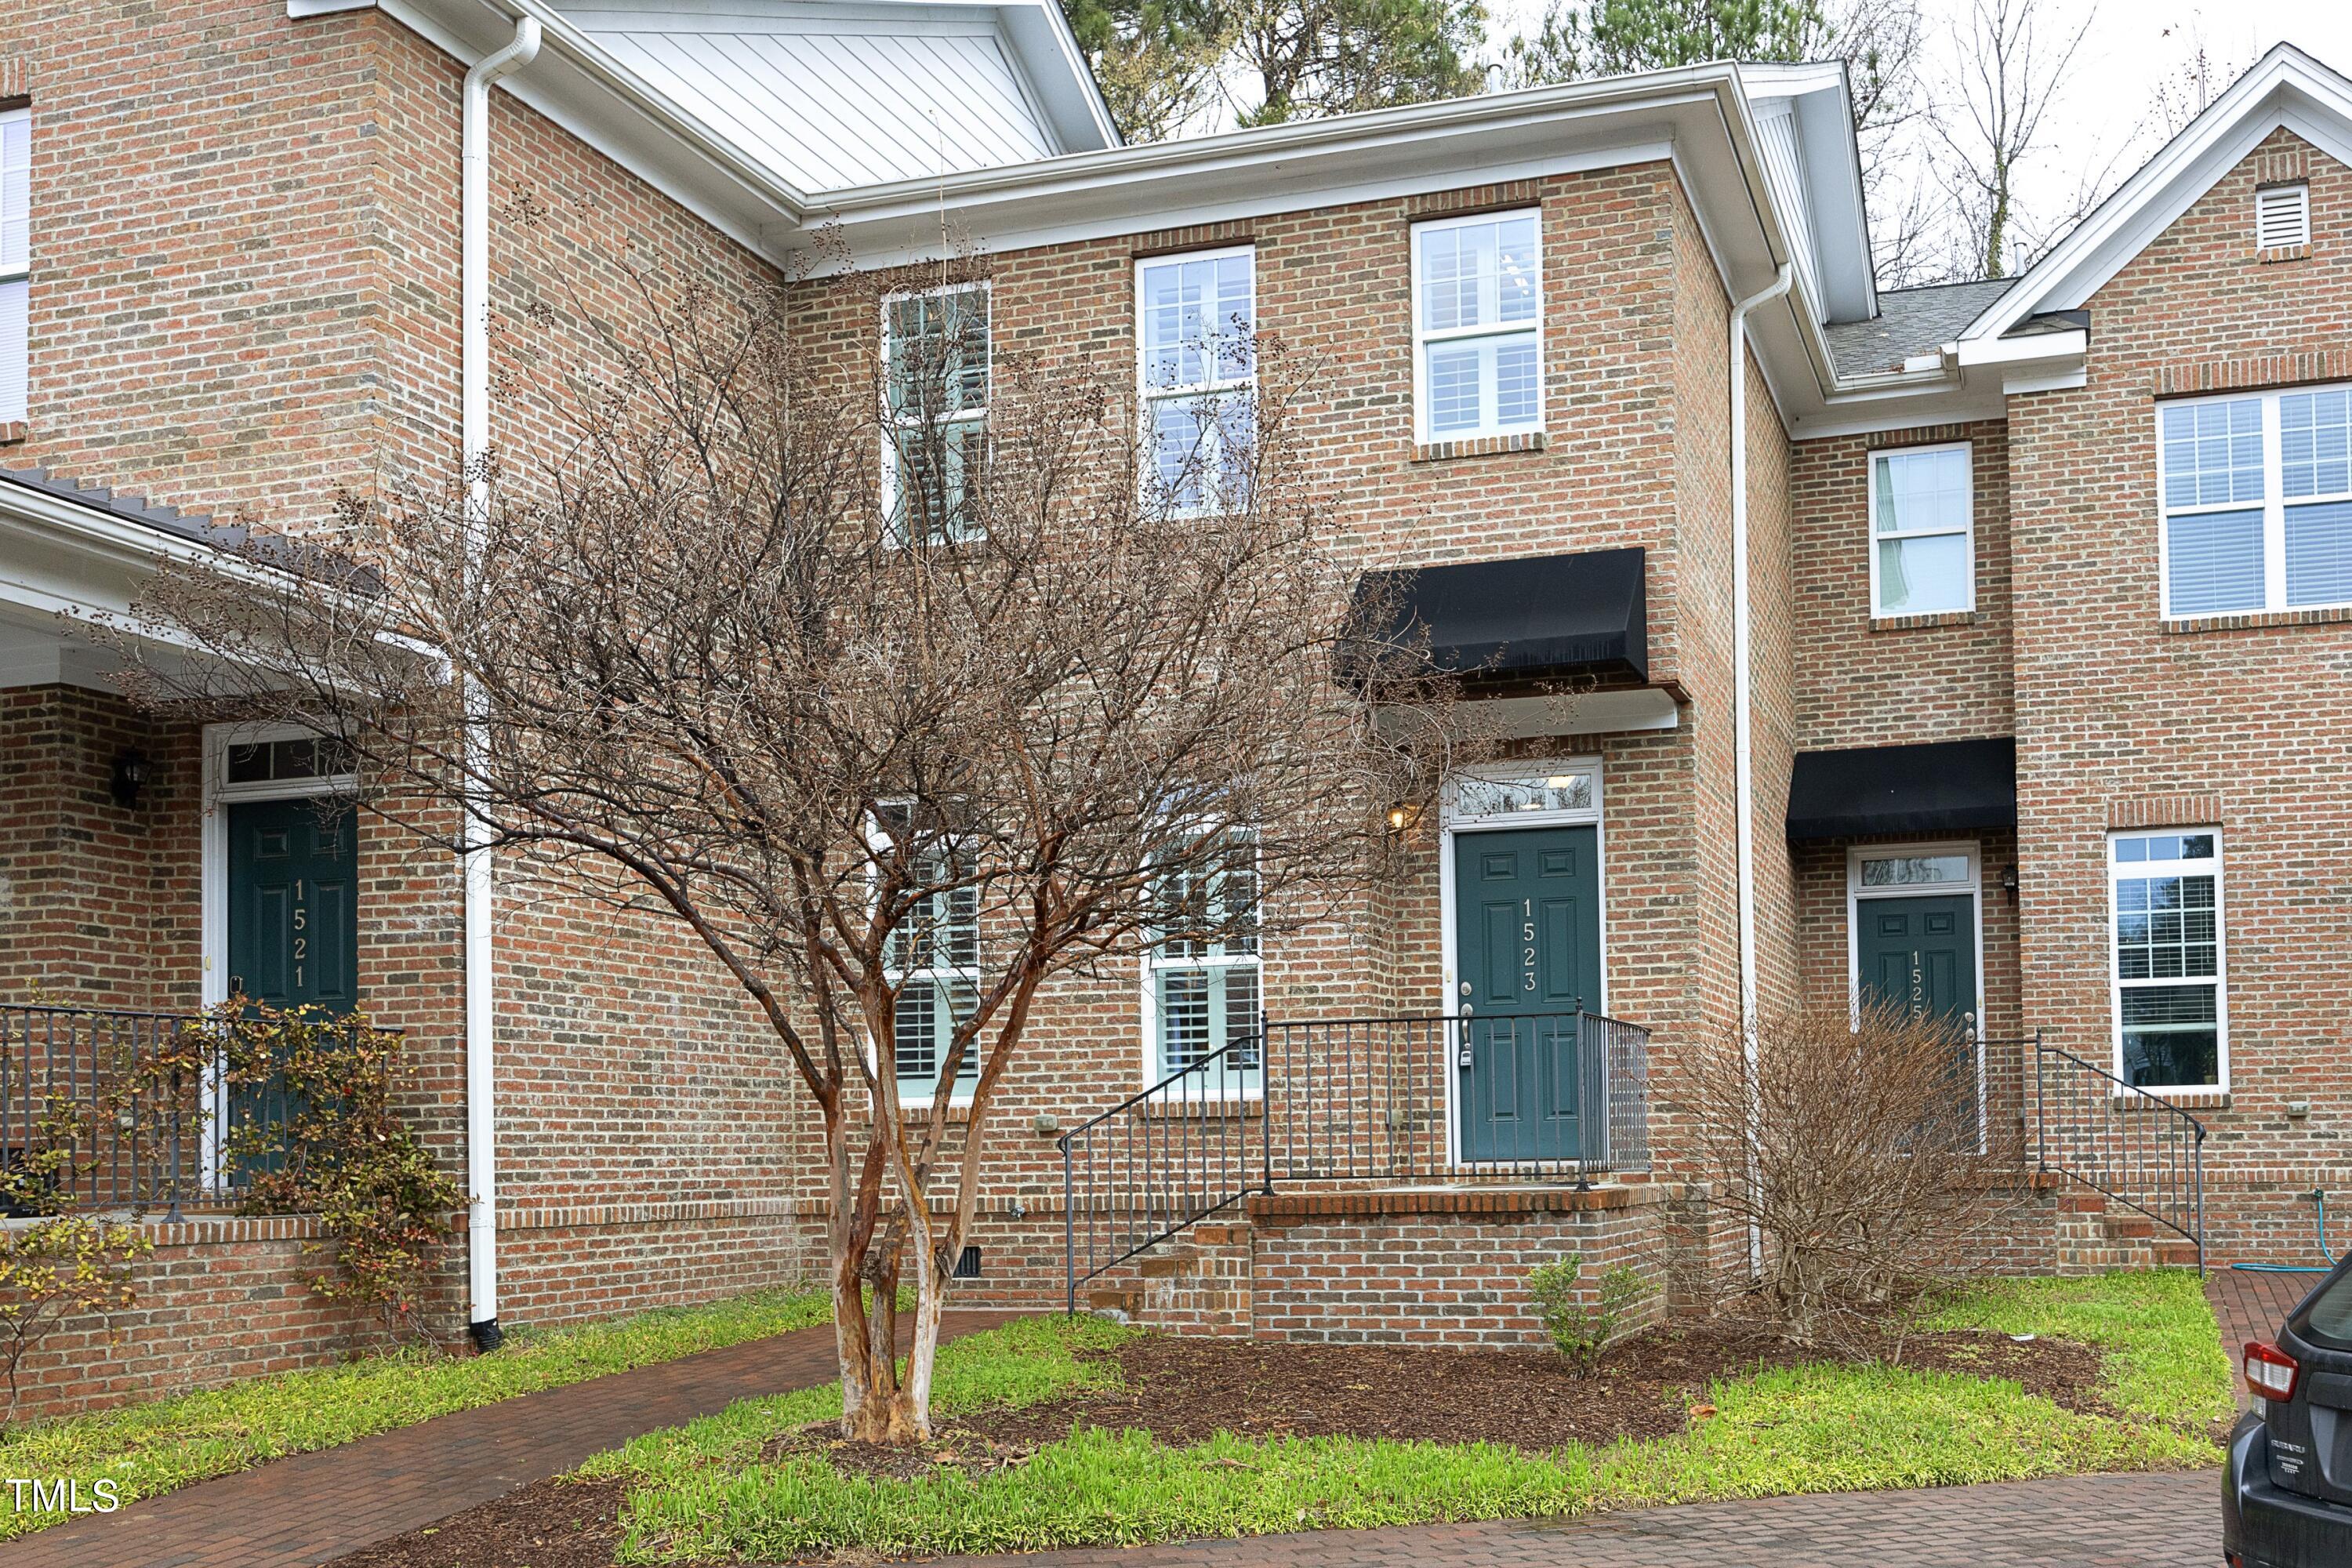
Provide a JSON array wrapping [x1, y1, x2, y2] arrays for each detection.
[[942, 1469, 2221, 1566], [7, 1309, 1018, 1568]]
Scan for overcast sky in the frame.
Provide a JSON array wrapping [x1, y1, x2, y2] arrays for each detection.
[[1475, 1, 2352, 272]]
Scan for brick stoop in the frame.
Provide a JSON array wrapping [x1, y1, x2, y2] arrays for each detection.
[[1087, 1183, 1686, 1345], [2053, 1189, 2201, 1272]]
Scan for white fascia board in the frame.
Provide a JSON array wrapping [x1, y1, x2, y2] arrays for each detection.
[[1962, 44, 2352, 340], [994, 0, 1121, 151], [1951, 328, 2087, 369], [1788, 333, 2087, 441]]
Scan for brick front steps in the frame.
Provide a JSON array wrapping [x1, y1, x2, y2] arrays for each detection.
[[2053, 1189, 2203, 1271]]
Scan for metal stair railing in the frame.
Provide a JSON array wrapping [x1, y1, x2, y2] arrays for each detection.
[[2029, 1030, 2208, 1272]]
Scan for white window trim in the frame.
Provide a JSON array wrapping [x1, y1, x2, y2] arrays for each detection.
[[1134, 244, 1255, 516], [1436, 758, 1606, 1167], [866, 811, 981, 1109], [879, 279, 990, 545], [2107, 828, 2230, 1097], [1409, 208, 1546, 446], [2156, 383, 2352, 619], [1867, 441, 1976, 616], [1135, 828, 1263, 1098], [0, 106, 24, 287], [198, 721, 361, 1188]]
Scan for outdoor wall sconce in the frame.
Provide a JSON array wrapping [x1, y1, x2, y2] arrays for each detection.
[[2000, 864, 2020, 898], [109, 748, 151, 809], [1385, 801, 1421, 834]]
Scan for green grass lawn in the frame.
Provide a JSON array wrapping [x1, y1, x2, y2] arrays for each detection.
[[0, 1284, 832, 1540], [601, 1271, 2228, 1563]]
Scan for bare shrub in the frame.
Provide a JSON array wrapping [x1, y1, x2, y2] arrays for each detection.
[[1686, 999, 2026, 1346]]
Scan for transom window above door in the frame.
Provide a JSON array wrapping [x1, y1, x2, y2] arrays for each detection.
[[2158, 385, 2352, 618], [1869, 443, 1973, 615], [1412, 210, 1542, 445]]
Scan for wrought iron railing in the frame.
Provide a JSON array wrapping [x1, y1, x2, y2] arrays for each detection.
[[0, 1004, 212, 1214], [1059, 1009, 1650, 1311], [2029, 1032, 2206, 1271]]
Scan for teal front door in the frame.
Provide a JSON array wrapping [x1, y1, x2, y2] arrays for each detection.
[[1453, 826, 1601, 1163], [1853, 894, 1977, 1031], [1854, 892, 1980, 1138], [226, 798, 358, 1174], [227, 798, 359, 1012]]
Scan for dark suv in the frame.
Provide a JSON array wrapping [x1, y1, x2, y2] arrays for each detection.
[[2225, 1256, 2352, 1566]]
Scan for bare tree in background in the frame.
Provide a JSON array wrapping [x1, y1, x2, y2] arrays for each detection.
[[1930, 0, 2099, 279], [103, 252, 1476, 1444], [2146, 24, 2242, 140], [1685, 1000, 2026, 1348]]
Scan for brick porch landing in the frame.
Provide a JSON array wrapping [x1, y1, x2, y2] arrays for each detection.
[[947, 1469, 2219, 1566], [10, 1310, 1021, 1568]]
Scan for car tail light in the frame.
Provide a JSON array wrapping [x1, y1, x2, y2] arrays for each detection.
[[2246, 1340, 2300, 1402]]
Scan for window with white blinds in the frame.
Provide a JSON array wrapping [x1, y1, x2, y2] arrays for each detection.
[[2110, 830, 2226, 1091], [2256, 183, 2310, 250], [2158, 384, 2352, 617], [880, 846, 980, 1104], [1412, 209, 1543, 444], [0, 108, 27, 425], [1144, 834, 1261, 1087]]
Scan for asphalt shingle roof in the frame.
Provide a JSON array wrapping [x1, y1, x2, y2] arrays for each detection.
[[1823, 278, 2019, 377], [0, 464, 248, 550]]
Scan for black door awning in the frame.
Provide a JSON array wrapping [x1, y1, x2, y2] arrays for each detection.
[[1355, 546, 1647, 683], [1785, 738, 2017, 840]]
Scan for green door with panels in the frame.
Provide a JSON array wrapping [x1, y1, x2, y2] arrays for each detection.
[[1452, 826, 1600, 1163], [226, 798, 359, 1175], [1853, 894, 1976, 1030]]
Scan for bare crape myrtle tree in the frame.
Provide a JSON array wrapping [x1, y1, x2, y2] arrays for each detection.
[[109, 249, 1479, 1443]]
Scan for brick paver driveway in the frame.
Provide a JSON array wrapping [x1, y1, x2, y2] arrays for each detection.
[[5, 1310, 1019, 1568], [942, 1470, 2221, 1567]]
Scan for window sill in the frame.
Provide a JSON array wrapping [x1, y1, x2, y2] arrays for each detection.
[[1871, 609, 1978, 631], [2165, 605, 2352, 633], [2256, 244, 2312, 264], [1410, 430, 1545, 463], [0, 420, 24, 445], [2110, 1088, 2230, 1111]]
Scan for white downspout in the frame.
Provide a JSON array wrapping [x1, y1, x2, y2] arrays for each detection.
[[461, 15, 540, 1353], [1729, 261, 1792, 1280]]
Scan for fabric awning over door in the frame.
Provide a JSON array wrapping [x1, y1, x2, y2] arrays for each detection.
[[1785, 737, 2016, 840], [1355, 546, 1648, 683]]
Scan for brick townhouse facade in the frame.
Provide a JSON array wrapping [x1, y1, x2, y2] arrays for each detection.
[[1, 0, 2348, 1412]]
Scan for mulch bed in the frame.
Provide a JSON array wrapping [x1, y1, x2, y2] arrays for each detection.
[[327, 1320, 2106, 1568]]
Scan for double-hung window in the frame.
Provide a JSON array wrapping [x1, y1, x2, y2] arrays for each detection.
[[1138, 247, 1254, 512], [1145, 833, 1261, 1087], [2158, 385, 2352, 616], [0, 107, 27, 424], [874, 818, 980, 1103], [883, 283, 989, 544], [1411, 210, 1542, 445], [2109, 830, 2226, 1092], [1870, 443, 1973, 615]]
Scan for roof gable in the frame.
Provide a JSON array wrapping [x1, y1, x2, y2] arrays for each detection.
[[1961, 42, 2352, 342]]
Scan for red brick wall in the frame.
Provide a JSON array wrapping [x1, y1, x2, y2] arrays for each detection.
[[4, 1216, 451, 1422], [2005, 127, 2352, 1259]]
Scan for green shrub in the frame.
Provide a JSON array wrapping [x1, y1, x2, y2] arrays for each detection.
[[1526, 1253, 1649, 1374]]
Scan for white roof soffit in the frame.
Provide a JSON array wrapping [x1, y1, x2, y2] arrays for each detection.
[[303, 5, 1871, 421], [1962, 42, 2352, 342], [1737, 61, 1875, 325]]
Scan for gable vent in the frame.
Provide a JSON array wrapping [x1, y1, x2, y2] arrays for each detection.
[[2256, 183, 2310, 250]]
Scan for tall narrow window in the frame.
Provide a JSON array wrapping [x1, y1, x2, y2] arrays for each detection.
[[1412, 210, 1541, 445], [1138, 246, 1254, 512], [1145, 834, 1261, 1086], [883, 283, 989, 544], [1869, 443, 1974, 615], [2159, 386, 2352, 617], [0, 107, 27, 425], [884, 855, 980, 1103], [2109, 830, 2225, 1092]]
